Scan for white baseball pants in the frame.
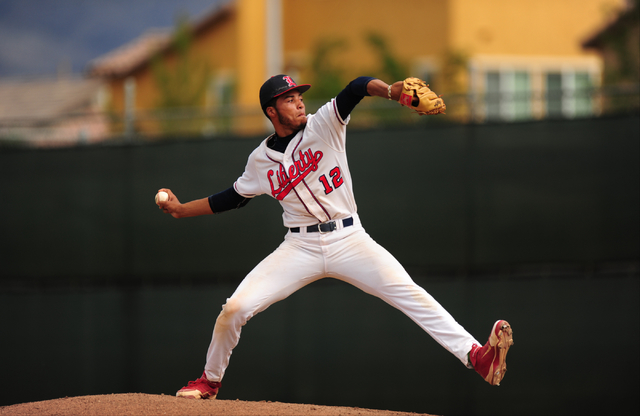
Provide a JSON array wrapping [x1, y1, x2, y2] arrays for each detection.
[[204, 214, 479, 382]]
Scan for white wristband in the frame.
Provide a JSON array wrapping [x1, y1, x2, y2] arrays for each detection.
[[387, 85, 392, 100]]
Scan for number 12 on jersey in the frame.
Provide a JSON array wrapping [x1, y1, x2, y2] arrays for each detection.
[[319, 166, 344, 194]]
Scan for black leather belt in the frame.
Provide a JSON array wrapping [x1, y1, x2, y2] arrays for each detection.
[[290, 217, 353, 233]]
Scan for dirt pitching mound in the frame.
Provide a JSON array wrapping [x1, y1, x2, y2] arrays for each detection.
[[0, 393, 436, 416]]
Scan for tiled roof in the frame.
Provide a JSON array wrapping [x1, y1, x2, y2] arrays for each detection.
[[87, 29, 171, 78], [87, 2, 234, 79]]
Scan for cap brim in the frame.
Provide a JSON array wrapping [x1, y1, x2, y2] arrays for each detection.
[[273, 84, 311, 99]]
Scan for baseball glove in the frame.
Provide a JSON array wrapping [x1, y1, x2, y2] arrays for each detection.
[[399, 77, 446, 115]]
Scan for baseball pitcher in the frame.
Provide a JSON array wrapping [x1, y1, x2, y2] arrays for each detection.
[[156, 75, 513, 400]]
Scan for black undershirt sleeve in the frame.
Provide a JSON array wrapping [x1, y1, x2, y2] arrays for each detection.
[[335, 76, 376, 120], [208, 186, 252, 214]]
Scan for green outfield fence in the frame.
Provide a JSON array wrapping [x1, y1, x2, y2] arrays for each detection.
[[1, 114, 638, 415], [1, 113, 638, 281]]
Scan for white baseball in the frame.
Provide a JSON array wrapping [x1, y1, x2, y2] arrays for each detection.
[[155, 191, 169, 205]]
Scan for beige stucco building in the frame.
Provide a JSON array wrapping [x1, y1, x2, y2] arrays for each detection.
[[88, 0, 629, 136]]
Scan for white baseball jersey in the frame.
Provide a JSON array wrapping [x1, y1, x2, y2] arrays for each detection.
[[234, 99, 356, 228]]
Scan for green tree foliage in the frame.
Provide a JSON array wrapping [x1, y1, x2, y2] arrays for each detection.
[[365, 32, 408, 81], [152, 16, 211, 135], [303, 37, 349, 102], [440, 48, 469, 94], [303, 33, 416, 126], [599, 0, 639, 85], [304, 33, 409, 102]]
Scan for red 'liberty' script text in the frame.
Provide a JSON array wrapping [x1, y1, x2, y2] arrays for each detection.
[[268, 148, 324, 200]]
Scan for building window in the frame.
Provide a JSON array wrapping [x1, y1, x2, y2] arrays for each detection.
[[573, 72, 593, 117], [124, 77, 136, 136], [546, 72, 563, 118], [545, 71, 593, 118], [485, 70, 532, 121], [513, 71, 531, 120], [485, 71, 501, 120], [204, 75, 236, 135], [207, 75, 234, 109]]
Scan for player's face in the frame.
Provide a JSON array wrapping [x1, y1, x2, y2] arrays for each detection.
[[274, 91, 307, 132]]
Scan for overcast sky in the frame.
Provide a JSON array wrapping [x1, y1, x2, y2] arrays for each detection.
[[0, 0, 229, 78]]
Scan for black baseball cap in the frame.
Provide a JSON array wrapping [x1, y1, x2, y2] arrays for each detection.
[[259, 74, 311, 110]]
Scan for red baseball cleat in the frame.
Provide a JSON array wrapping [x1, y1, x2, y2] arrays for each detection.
[[469, 320, 514, 386], [176, 372, 221, 399]]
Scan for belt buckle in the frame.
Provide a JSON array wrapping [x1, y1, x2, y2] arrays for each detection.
[[318, 220, 336, 234]]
